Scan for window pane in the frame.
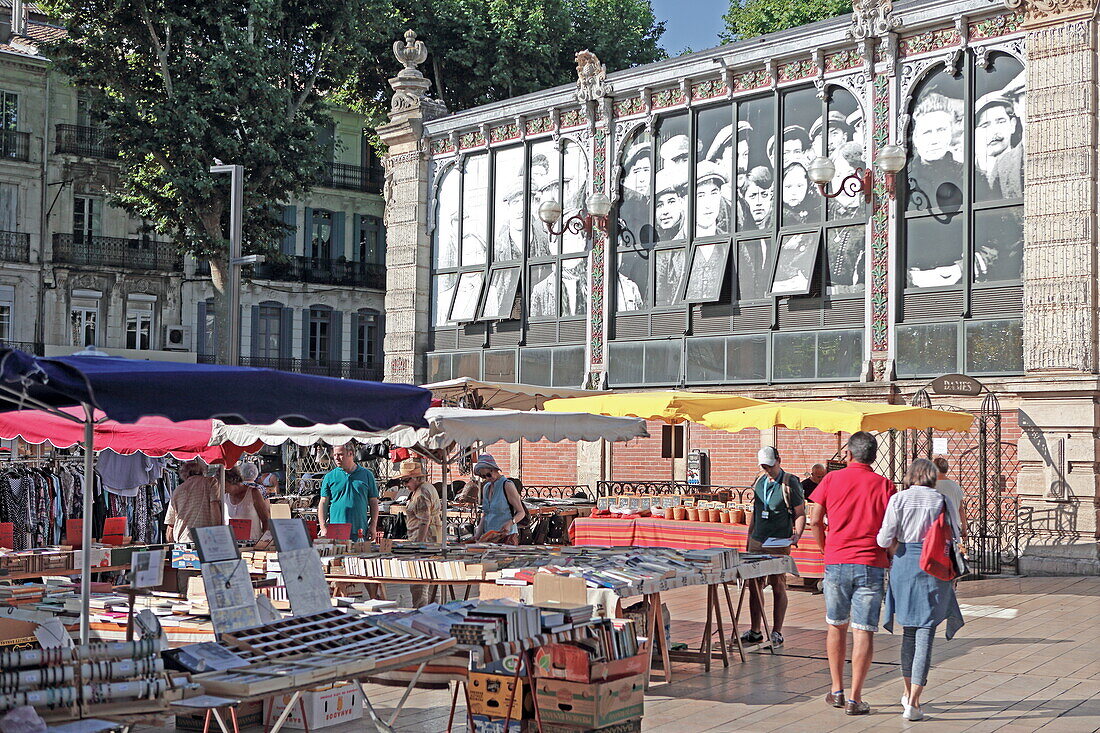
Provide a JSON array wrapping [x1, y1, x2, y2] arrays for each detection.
[[727, 334, 768, 381], [311, 210, 332, 259], [826, 86, 866, 221], [433, 273, 456, 326], [454, 352, 480, 379], [772, 332, 815, 380], [684, 242, 730, 301], [427, 353, 451, 382], [736, 96, 775, 233], [736, 239, 771, 300], [974, 206, 1023, 283], [484, 350, 516, 382], [434, 165, 460, 268], [771, 232, 819, 296], [492, 146, 524, 262], [616, 251, 647, 311], [825, 225, 865, 295], [644, 340, 681, 384], [781, 87, 821, 226], [529, 263, 557, 319], [695, 105, 733, 238], [520, 348, 551, 386], [974, 53, 1024, 202], [561, 141, 590, 254], [907, 69, 965, 213], [0, 304, 10, 342], [654, 114, 689, 242], [654, 248, 684, 306], [618, 129, 652, 247], [461, 154, 488, 265], [528, 140, 559, 257], [482, 268, 520, 320], [817, 329, 863, 379], [966, 319, 1023, 374], [608, 341, 644, 386], [449, 271, 484, 322], [560, 258, 587, 316], [552, 346, 585, 387], [905, 215, 964, 288], [896, 322, 958, 377], [686, 337, 725, 382]]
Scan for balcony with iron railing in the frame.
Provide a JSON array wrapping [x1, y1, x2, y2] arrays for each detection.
[[197, 354, 384, 381], [52, 233, 180, 271], [0, 231, 30, 263], [193, 255, 384, 288], [317, 162, 383, 194], [0, 130, 30, 162], [55, 124, 118, 158]]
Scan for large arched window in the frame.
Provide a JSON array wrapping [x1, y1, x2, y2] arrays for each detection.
[[896, 51, 1024, 377]]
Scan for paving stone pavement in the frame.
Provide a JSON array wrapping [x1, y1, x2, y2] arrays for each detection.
[[139, 576, 1100, 732]]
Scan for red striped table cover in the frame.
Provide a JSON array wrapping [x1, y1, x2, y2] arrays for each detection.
[[570, 517, 825, 578]]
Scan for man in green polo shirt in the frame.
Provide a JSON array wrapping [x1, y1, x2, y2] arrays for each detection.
[[318, 445, 379, 539]]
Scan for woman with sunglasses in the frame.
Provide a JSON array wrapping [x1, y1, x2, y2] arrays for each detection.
[[472, 454, 526, 545]]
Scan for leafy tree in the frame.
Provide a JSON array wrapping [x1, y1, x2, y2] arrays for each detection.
[[41, 0, 391, 361], [721, 0, 852, 42], [357, 0, 667, 113]]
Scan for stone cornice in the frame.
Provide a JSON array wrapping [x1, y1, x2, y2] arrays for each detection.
[[1020, 0, 1099, 29]]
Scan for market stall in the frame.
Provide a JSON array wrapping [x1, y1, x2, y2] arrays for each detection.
[[421, 376, 608, 411]]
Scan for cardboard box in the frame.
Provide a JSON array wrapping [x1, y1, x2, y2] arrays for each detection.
[[176, 700, 262, 731], [533, 645, 649, 684], [540, 718, 641, 733], [468, 672, 529, 719], [534, 676, 644, 729], [470, 715, 532, 733], [470, 653, 524, 676], [264, 684, 362, 730]]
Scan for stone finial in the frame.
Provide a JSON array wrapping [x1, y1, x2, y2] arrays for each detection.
[[574, 49, 612, 104], [388, 29, 446, 118], [848, 0, 901, 40]]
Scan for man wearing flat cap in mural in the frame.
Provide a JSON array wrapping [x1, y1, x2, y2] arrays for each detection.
[[695, 161, 731, 238], [974, 73, 1024, 200], [654, 169, 687, 242]]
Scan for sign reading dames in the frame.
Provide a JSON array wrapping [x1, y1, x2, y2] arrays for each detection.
[[930, 373, 983, 397]]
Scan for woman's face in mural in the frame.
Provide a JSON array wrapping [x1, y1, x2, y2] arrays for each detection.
[[696, 181, 722, 231], [913, 109, 954, 163], [782, 166, 809, 209]]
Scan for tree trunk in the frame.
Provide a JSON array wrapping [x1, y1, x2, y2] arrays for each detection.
[[208, 254, 231, 365]]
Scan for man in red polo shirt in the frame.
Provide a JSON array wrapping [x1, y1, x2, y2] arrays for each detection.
[[809, 431, 895, 716]]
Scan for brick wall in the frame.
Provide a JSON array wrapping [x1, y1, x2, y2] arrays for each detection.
[[610, 420, 671, 480], [688, 425, 762, 487], [518, 439, 578, 485]]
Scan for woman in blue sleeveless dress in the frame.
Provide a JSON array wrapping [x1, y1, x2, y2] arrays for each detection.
[[473, 454, 526, 545]]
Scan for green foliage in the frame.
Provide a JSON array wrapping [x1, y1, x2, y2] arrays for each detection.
[[721, 0, 852, 42], [362, 0, 667, 113], [40, 0, 392, 259]]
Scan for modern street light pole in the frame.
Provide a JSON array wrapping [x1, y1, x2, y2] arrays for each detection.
[[209, 164, 263, 365]]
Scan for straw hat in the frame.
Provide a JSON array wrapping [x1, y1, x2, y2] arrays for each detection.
[[398, 460, 425, 479]]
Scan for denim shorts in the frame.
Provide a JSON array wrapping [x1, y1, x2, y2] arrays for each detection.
[[823, 563, 886, 632]]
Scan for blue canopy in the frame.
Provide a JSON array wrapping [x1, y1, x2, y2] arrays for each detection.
[[0, 349, 430, 432]]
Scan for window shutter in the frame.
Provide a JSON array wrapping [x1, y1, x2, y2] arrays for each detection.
[[281, 205, 297, 255], [249, 305, 260, 358], [351, 214, 361, 261], [196, 300, 207, 355], [376, 311, 385, 366], [301, 308, 311, 362], [376, 218, 387, 265], [332, 211, 346, 260], [330, 309, 343, 362], [279, 307, 293, 359], [303, 208, 313, 258]]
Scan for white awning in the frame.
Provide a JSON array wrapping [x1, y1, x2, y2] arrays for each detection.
[[210, 407, 647, 450], [420, 377, 608, 411]]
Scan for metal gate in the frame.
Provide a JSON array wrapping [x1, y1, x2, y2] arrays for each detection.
[[870, 389, 1018, 576]]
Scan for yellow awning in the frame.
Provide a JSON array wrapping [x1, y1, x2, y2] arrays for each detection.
[[543, 390, 768, 425], [698, 399, 974, 434]]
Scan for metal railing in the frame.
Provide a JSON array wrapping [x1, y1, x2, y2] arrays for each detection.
[[55, 124, 118, 158], [0, 340, 43, 355], [522, 485, 595, 501], [317, 162, 383, 194], [0, 130, 29, 161], [596, 481, 755, 503], [52, 233, 179, 270], [0, 231, 30, 262], [250, 256, 385, 288], [199, 354, 383, 381]]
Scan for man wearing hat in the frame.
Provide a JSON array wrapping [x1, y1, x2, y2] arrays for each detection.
[[974, 88, 1023, 200], [743, 446, 806, 649], [654, 169, 686, 242], [472, 454, 526, 544], [694, 161, 731, 238], [658, 134, 690, 181], [399, 460, 443, 605], [494, 178, 525, 262], [619, 140, 652, 246], [808, 112, 853, 156]]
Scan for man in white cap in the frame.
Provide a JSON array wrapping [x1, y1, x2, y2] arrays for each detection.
[[654, 169, 686, 242], [974, 89, 1023, 199], [743, 446, 806, 649]]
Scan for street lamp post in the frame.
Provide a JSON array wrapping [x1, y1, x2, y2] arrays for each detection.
[[209, 164, 263, 365]]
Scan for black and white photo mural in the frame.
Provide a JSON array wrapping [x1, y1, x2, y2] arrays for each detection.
[[492, 146, 525, 263]]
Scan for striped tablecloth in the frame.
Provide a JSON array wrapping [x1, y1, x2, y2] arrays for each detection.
[[569, 517, 825, 578]]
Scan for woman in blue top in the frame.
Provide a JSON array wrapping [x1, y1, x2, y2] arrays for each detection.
[[472, 454, 526, 545]]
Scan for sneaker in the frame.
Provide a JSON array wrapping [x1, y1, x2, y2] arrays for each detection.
[[771, 631, 784, 646], [901, 694, 908, 707], [825, 691, 846, 708], [903, 704, 923, 721], [845, 700, 871, 716], [740, 630, 764, 644]]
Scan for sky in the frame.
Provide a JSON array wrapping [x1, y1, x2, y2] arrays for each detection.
[[650, 0, 728, 56]]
